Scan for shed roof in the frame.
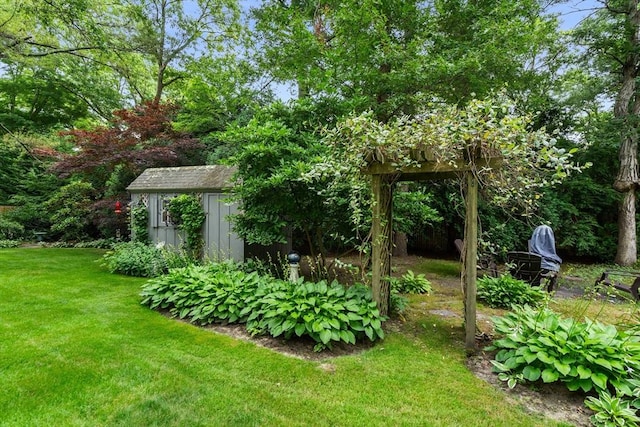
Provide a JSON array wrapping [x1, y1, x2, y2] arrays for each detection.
[[127, 165, 237, 192]]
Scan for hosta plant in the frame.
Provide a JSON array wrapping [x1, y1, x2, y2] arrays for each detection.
[[487, 305, 640, 398], [391, 270, 432, 294], [245, 280, 385, 351], [140, 263, 386, 351], [585, 392, 640, 427], [103, 242, 168, 277], [140, 262, 262, 324], [477, 274, 546, 309]]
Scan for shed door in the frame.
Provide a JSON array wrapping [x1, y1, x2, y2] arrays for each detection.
[[204, 193, 244, 262]]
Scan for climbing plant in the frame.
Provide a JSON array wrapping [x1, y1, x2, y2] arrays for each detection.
[[319, 94, 591, 220], [130, 204, 149, 243], [168, 194, 206, 259]]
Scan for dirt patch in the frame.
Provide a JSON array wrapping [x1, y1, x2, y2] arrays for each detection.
[[202, 322, 378, 362]]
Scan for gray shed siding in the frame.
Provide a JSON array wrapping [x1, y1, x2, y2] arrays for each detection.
[[204, 193, 244, 261], [127, 165, 244, 262]]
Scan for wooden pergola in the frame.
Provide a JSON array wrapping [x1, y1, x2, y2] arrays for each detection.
[[363, 155, 501, 353]]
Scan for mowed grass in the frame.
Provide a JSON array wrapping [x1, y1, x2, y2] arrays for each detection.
[[0, 249, 563, 427]]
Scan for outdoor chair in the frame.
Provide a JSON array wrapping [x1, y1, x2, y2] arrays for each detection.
[[454, 239, 498, 278], [506, 251, 558, 292]]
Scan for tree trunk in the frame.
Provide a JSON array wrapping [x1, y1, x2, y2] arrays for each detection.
[[613, 0, 640, 266], [393, 231, 408, 257], [615, 189, 637, 265]]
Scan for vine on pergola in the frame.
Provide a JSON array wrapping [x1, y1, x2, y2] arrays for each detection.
[[318, 95, 589, 351], [322, 96, 588, 216]]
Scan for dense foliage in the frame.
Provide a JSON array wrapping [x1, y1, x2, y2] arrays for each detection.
[[102, 242, 168, 277], [0, 0, 631, 264], [140, 263, 386, 351], [488, 305, 640, 420], [167, 194, 206, 259], [476, 274, 546, 309]]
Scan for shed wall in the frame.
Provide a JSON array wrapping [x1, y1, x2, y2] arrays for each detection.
[[203, 193, 244, 262]]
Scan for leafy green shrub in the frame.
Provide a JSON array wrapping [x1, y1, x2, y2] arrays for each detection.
[[130, 205, 149, 243], [103, 242, 167, 277], [140, 263, 386, 351], [141, 263, 261, 323], [0, 216, 24, 239], [477, 274, 546, 309], [73, 238, 117, 249], [0, 239, 20, 248], [44, 180, 95, 241], [245, 280, 385, 351], [487, 306, 640, 399], [390, 291, 409, 315], [391, 270, 432, 294], [585, 392, 640, 427]]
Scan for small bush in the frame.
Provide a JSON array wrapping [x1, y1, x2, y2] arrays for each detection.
[[0, 216, 24, 240], [487, 305, 640, 399], [477, 274, 546, 309], [103, 242, 167, 277], [140, 263, 386, 351], [245, 280, 385, 351], [391, 270, 432, 294], [141, 263, 261, 323], [0, 239, 20, 248], [585, 392, 640, 427]]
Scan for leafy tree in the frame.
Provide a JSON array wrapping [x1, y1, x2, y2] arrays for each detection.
[[573, 0, 640, 265], [0, 61, 92, 133], [251, 0, 560, 113], [52, 101, 205, 197], [124, 0, 241, 103], [44, 180, 95, 241]]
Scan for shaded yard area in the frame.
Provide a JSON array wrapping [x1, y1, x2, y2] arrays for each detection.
[[1, 248, 620, 426]]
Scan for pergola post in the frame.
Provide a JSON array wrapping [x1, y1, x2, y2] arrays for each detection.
[[371, 174, 393, 316], [463, 171, 478, 353]]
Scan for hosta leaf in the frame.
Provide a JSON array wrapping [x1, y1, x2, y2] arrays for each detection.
[[537, 351, 555, 365], [577, 365, 592, 379], [522, 365, 541, 382], [504, 357, 520, 370], [295, 322, 306, 337], [340, 329, 356, 345], [591, 372, 608, 390], [329, 318, 341, 330], [364, 326, 374, 341], [594, 358, 612, 371], [566, 380, 581, 391], [319, 329, 332, 344], [347, 312, 363, 321], [523, 353, 538, 364], [553, 360, 571, 376], [282, 319, 296, 331], [541, 369, 560, 383], [578, 378, 593, 393]]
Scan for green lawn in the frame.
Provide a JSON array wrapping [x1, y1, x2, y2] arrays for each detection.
[[0, 248, 563, 426]]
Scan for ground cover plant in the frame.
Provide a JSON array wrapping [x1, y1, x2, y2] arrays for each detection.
[[488, 304, 640, 425], [140, 263, 385, 351], [477, 274, 547, 309], [0, 248, 565, 426]]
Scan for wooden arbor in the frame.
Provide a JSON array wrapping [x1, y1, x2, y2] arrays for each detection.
[[363, 155, 501, 353]]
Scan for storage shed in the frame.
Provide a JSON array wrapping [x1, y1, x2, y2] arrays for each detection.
[[126, 165, 245, 262]]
